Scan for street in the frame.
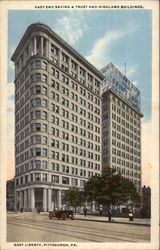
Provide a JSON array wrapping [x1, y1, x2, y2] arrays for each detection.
[[7, 213, 150, 243]]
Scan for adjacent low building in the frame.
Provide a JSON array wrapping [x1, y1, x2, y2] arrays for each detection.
[[11, 23, 104, 212], [142, 185, 151, 217], [6, 178, 15, 211]]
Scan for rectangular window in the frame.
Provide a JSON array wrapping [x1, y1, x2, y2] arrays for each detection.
[[35, 111, 41, 119], [43, 161, 47, 169], [35, 73, 41, 81], [62, 177, 69, 185], [42, 74, 47, 83], [35, 173, 41, 181], [35, 123, 41, 131], [35, 148, 41, 156]]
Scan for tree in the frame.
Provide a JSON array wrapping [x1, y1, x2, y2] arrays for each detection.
[[84, 167, 141, 212], [64, 187, 85, 214]]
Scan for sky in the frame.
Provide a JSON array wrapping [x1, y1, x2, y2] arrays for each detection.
[[7, 10, 152, 186]]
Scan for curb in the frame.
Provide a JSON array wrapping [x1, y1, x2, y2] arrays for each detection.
[[75, 217, 150, 227]]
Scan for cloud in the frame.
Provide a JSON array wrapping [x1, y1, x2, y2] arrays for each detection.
[[54, 12, 87, 46], [126, 67, 136, 77], [114, 64, 137, 78], [86, 30, 126, 69], [85, 21, 138, 70], [9, 46, 16, 57], [132, 80, 138, 86], [8, 60, 15, 71], [8, 46, 16, 71], [7, 81, 15, 99]]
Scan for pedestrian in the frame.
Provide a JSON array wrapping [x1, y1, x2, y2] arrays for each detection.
[[99, 205, 102, 216], [108, 209, 112, 222], [129, 210, 134, 221], [83, 207, 87, 217], [37, 207, 40, 214]]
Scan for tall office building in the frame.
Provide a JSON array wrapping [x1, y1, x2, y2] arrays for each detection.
[[101, 63, 143, 192], [11, 23, 104, 211]]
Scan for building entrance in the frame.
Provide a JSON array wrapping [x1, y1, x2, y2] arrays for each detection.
[[35, 188, 43, 210]]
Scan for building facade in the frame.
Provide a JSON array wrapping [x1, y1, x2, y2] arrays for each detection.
[[6, 178, 15, 211], [142, 185, 151, 217], [11, 23, 104, 212], [101, 63, 143, 192]]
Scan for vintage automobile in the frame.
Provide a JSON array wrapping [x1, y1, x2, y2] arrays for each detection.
[[49, 209, 75, 220]]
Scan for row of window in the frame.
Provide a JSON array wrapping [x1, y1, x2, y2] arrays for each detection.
[[16, 147, 101, 165], [111, 113, 140, 128], [111, 96, 141, 119], [111, 131, 140, 143], [16, 50, 100, 91], [16, 173, 87, 187], [16, 123, 100, 148], [112, 138, 140, 148], [112, 122, 140, 135], [15, 108, 101, 133], [110, 166, 141, 178], [15, 81, 101, 118], [16, 139, 101, 157], [111, 156, 140, 164], [16, 160, 101, 177]]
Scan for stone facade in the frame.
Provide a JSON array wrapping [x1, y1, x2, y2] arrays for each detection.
[[11, 23, 104, 212]]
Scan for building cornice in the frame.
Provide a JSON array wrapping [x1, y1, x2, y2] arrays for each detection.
[[103, 88, 144, 117], [11, 23, 104, 81]]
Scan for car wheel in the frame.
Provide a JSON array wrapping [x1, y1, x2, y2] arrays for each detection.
[[61, 213, 67, 220]]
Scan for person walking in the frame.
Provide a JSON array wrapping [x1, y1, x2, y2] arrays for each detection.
[[129, 210, 134, 221], [108, 209, 112, 222], [84, 207, 87, 217]]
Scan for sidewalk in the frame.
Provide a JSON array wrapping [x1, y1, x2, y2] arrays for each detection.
[[74, 214, 151, 226], [7, 212, 150, 226]]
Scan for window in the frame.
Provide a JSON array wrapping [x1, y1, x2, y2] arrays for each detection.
[[42, 136, 47, 144], [43, 148, 47, 157], [62, 177, 69, 185], [51, 43, 58, 55], [42, 61, 47, 70], [35, 73, 41, 81], [62, 53, 68, 63], [35, 160, 41, 168], [35, 86, 41, 94], [42, 173, 47, 181], [72, 178, 78, 186], [71, 60, 77, 70], [52, 175, 59, 183], [35, 148, 41, 156], [35, 135, 41, 144], [51, 151, 55, 159], [42, 74, 47, 83], [35, 111, 41, 119], [42, 99, 47, 107], [43, 124, 47, 132], [35, 123, 41, 131], [42, 111, 47, 120], [35, 173, 41, 181], [35, 60, 41, 68], [43, 87, 47, 95], [35, 98, 41, 107]]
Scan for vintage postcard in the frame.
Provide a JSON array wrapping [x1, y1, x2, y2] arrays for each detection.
[[0, 1, 159, 250]]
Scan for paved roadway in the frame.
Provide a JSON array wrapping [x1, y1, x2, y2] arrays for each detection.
[[7, 213, 150, 243]]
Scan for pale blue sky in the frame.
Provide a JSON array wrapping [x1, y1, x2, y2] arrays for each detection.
[[8, 10, 152, 121]]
